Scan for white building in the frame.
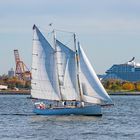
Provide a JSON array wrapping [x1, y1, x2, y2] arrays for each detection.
[[0, 85, 8, 90]]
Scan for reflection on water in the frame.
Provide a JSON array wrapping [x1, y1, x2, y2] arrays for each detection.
[[0, 95, 140, 140], [31, 115, 101, 123]]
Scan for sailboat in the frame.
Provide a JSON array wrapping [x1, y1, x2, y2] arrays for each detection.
[[31, 24, 113, 116]]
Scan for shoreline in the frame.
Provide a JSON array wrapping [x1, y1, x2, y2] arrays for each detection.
[[108, 91, 140, 95], [0, 90, 140, 96], [0, 90, 30, 95]]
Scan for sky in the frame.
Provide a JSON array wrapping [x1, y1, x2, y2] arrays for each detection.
[[0, 0, 140, 74]]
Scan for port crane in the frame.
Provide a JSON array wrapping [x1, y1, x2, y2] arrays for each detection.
[[14, 49, 31, 81]]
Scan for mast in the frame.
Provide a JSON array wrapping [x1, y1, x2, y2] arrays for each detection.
[[73, 34, 83, 101], [53, 30, 63, 101]]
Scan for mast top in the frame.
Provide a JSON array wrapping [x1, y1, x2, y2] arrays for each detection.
[[33, 24, 36, 30]]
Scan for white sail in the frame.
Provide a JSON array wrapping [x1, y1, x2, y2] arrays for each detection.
[[78, 44, 112, 104], [56, 40, 80, 100], [31, 25, 61, 100]]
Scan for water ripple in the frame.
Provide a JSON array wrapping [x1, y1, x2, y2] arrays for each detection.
[[0, 95, 139, 140]]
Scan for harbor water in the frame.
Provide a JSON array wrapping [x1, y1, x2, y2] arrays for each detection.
[[0, 95, 139, 140]]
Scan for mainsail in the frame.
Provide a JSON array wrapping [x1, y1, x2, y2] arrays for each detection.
[[31, 25, 61, 100], [56, 40, 80, 100], [78, 44, 112, 104]]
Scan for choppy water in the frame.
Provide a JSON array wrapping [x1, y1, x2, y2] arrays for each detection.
[[0, 95, 140, 140]]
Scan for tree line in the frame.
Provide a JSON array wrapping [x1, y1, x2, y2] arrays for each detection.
[[102, 79, 140, 92]]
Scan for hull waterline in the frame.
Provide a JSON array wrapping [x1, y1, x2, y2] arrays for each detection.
[[33, 105, 102, 116]]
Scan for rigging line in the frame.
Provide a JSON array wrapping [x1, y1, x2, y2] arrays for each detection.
[[37, 26, 53, 39], [55, 32, 74, 47], [38, 26, 51, 32], [57, 36, 74, 47], [54, 29, 75, 34], [52, 29, 77, 47], [63, 35, 74, 46]]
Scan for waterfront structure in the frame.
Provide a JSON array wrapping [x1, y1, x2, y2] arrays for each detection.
[[14, 49, 31, 81], [103, 57, 140, 82]]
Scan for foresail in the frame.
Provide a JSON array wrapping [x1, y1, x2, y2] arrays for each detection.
[[82, 95, 102, 104], [31, 25, 60, 100], [78, 44, 112, 104], [56, 40, 80, 100]]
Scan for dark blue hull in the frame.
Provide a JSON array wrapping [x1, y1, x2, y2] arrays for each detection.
[[33, 105, 102, 116]]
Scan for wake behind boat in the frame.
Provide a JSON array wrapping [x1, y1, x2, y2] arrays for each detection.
[[31, 24, 113, 116]]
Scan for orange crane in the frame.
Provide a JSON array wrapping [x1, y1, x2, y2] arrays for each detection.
[[14, 49, 31, 81]]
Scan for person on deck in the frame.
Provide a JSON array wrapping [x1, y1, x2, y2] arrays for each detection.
[[81, 102, 84, 107], [64, 101, 66, 106], [75, 101, 78, 107]]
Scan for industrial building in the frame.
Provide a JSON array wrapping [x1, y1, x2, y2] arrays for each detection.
[[8, 68, 15, 78]]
